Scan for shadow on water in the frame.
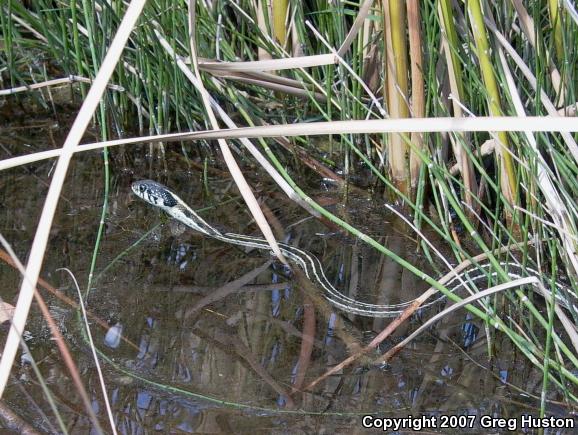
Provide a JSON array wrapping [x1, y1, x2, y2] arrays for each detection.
[[0, 107, 573, 433]]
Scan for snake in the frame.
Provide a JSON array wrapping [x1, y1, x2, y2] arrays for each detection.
[[131, 180, 578, 318]]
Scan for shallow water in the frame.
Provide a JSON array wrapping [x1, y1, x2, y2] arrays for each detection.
[[0, 107, 574, 433]]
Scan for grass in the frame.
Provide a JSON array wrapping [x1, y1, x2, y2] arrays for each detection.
[[1, 0, 578, 431]]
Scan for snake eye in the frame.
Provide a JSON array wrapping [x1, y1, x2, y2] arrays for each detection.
[[139, 185, 145, 193]]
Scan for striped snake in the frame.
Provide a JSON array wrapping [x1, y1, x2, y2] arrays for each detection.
[[132, 180, 577, 318]]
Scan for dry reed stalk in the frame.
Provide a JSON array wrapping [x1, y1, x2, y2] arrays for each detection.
[[383, 0, 410, 195], [3, 117, 578, 172], [406, 0, 425, 189]]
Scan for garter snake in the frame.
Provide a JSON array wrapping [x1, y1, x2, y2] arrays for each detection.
[[132, 180, 577, 318]]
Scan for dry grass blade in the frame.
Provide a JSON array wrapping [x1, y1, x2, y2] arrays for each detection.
[[378, 277, 578, 363], [510, 0, 563, 96], [337, 0, 374, 56], [0, 249, 140, 351], [3, 116, 578, 172], [0, 0, 147, 406], [564, 0, 578, 24], [150, 23, 319, 218], [306, 21, 385, 116], [497, 42, 578, 278], [184, 1, 286, 263], [0, 75, 124, 95], [199, 54, 335, 72], [209, 72, 326, 101], [6, 9, 47, 43], [58, 268, 117, 435], [301, 300, 418, 392], [301, 242, 536, 392], [484, 18, 578, 161], [0, 234, 104, 433]]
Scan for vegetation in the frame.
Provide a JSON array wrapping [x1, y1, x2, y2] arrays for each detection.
[[1, 0, 577, 431]]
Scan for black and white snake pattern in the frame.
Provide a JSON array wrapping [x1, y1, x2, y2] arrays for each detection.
[[132, 180, 577, 318]]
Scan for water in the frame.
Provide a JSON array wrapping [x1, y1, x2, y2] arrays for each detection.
[[0, 106, 574, 433]]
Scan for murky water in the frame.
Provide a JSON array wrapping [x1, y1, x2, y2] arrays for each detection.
[[0, 106, 574, 433]]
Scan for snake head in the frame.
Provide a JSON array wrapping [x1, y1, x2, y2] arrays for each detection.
[[131, 180, 178, 209]]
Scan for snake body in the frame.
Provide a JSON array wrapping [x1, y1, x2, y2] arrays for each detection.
[[132, 180, 577, 318]]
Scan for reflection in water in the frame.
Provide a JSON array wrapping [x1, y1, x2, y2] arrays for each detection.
[[461, 313, 479, 348], [104, 322, 123, 348], [324, 312, 337, 346], [0, 118, 574, 432], [170, 242, 196, 271]]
